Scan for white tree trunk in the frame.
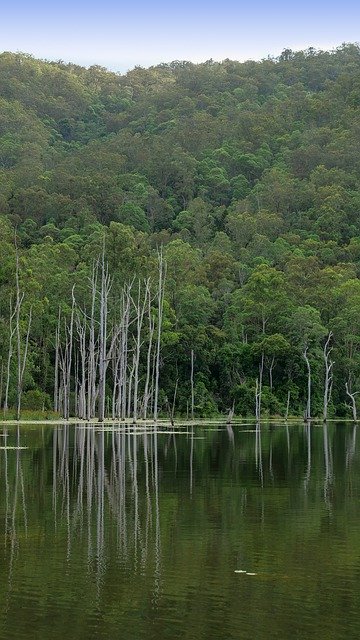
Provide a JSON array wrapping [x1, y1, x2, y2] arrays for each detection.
[[153, 248, 166, 423], [303, 345, 311, 421], [323, 331, 333, 422], [345, 381, 358, 423]]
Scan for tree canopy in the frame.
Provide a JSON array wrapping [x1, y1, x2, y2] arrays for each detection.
[[1, 45, 360, 417]]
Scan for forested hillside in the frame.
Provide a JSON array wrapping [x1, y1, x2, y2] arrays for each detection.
[[1, 45, 360, 418]]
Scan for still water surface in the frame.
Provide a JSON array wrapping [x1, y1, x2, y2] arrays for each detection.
[[0, 422, 360, 639]]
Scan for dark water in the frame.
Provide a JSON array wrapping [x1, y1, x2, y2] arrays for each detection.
[[0, 422, 360, 640]]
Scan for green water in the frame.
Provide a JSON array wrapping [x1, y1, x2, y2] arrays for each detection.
[[0, 422, 360, 639]]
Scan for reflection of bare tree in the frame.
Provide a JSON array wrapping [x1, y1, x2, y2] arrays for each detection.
[[2, 427, 28, 600], [255, 422, 263, 486], [346, 425, 357, 468], [53, 424, 164, 598], [189, 426, 194, 496], [304, 422, 311, 494], [226, 424, 234, 448], [323, 423, 333, 508], [269, 430, 274, 483]]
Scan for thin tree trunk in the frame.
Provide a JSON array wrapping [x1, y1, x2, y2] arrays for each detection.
[[227, 401, 235, 425], [190, 349, 195, 422], [285, 390, 291, 421], [98, 247, 111, 422], [143, 295, 155, 420], [0, 359, 4, 411], [16, 305, 32, 421], [4, 296, 16, 412], [345, 381, 358, 423], [255, 353, 264, 421], [323, 332, 333, 422], [153, 248, 166, 423], [54, 308, 61, 413], [87, 260, 98, 420], [303, 345, 311, 421], [15, 245, 32, 421], [168, 378, 178, 426], [132, 279, 149, 423], [75, 310, 87, 419], [269, 356, 275, 390]]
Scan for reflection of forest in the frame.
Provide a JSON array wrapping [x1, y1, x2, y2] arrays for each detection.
[[1, 423, 360, 640], [53, 425, 162, 590]]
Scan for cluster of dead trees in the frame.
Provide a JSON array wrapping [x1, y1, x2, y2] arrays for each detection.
[[254, 330, 358, 423], [54, 250, 166, 422], [2, 245, 32, 421]]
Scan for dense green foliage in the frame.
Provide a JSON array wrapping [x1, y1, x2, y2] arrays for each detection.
[[2, 45, 360, 417]]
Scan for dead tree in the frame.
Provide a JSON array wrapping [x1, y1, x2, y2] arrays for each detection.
[[4, 296, 17, 412], [227, 401, 235, 425], [58, 288, 75, 419], [54, 309, 61, 413], [142, 293, 155, 420], [323, 331, 334, 423], [75, 308, 87, 419], [303, 345, 311, 421], [269, 356, 275, 391], [190, 349, 195, 422], [153, 248, 166, 423], [0, 359, 3, 411], [98, 250, 112, 422], [87, 260, 99, 420], [255, 353, 264, 421], [132, 279, 150, 423], [120, 285, 132, 420], [15, 248, 32, 421], [345, 380, 358, 423], [285, 390, 291, 421]]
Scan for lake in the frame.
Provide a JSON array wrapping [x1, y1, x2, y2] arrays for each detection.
[[0, 422, 359, 639]]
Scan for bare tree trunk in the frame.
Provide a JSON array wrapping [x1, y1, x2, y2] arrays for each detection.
[[171, 378, 178, 426], [58, 288, 75, 420], [269, 356, 275, 390], [75, 310, 87, 419], [15, 247, 32, 421], [345, 381, 358, 423], [120, 287, 131, 421], [255, 353, 264, 421], [132, 279, 149, 423], [153, 248, 166, 423], [285, 390, 291, 421], [303, 345, 311, 421], [227, 401, 235, 424], [127, 356, 135, 419], [16, 305, 32, 421], [87, 261, 98, 420], [323, 332, 333, 423], [112, 332, 121, 420], [4, 296, 16, 412], [98, 247, 111, 422], [255, 379, 260, 421], [66, 289, 75, 420], [74, 351, 79, 418], [190, 349, 195, 422], [54, 308, 61, 413], [0, 359, 3, 411], [143, 294, 155, 420]]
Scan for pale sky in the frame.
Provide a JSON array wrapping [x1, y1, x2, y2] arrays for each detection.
[[1, 0, 359, 71]]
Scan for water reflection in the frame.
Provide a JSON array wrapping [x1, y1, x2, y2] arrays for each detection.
[[52, 425, 164, 596], [1, 422, 360, 640]]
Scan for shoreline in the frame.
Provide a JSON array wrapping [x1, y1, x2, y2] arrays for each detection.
[[0, 417, 356, 426]]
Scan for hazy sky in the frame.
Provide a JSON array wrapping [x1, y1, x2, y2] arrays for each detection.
[[1, 0, 359, 72]]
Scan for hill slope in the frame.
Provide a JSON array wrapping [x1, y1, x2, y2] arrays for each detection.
[[1, 46, 360, 417]]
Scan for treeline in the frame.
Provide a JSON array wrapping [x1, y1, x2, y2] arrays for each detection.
[[1, 45, 360, 418]]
